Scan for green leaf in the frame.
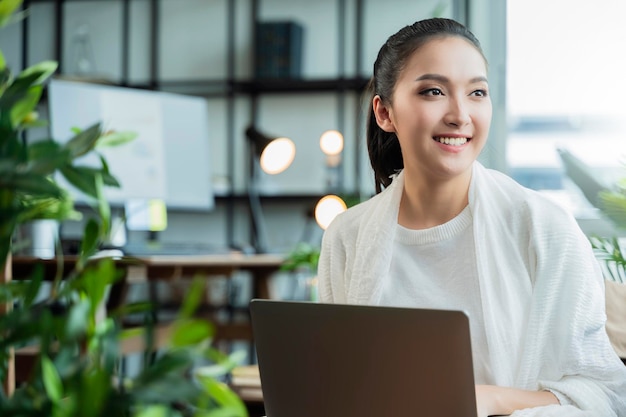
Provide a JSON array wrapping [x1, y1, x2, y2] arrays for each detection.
[[65, 297, 91, 339], [591, 235, 626, 284], [96, 130, 137, 149], [10, 84, 42, 128], [22, 263, 44, 307], [0, 0, 22, 28], [97, 154, 121, 187], [80, 218, 100, 257], [280, 242, 319, 272], [27, 139, 71, 175], [16, 60, 58, 85], [64, 123, 102, 158], [94, 171, 111, 237], [0, 173, 65, 198], [83, 259, 116, 314], [0, 70, 45, 111], [171, 319, 213, 348], [202, 407, 249, 417], [599, 190, 626, 229], [17, 194, 81, 223], [0, 49, 5, 70], [0, 159, 18, 175], [110, 301, 154, 319], [20, 117, 48, 129], [0, 66, 10, 92], [60, 165, 99, 198], [42, 355, 64, 403], [195, 349, 246, 379], [178, 276, 206, 319], [0, 113, 23, 159], [133, 405, 170, 417], [78, 368, 111, 416], [196, 377, 248, 417]]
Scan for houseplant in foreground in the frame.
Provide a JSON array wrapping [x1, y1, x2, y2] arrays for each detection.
[[0, 1, 248, 415], [589, 172, 626, 362]]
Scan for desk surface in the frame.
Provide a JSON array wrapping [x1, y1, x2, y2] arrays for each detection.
[[11, 253, 286, 299], [131, 253, 285, 267], [11, 253, 285, 276]]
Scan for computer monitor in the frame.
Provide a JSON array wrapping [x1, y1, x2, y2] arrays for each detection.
[[47, 78, 215, 211]]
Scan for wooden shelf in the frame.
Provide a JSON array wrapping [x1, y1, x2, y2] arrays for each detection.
[[232, 77, 371, 94], [44, 77, 371, 98], [214, 194, 329, 203]]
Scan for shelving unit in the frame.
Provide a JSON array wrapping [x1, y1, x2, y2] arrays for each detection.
[[20, 0, 373, 247], [19, 0, 464, 248]]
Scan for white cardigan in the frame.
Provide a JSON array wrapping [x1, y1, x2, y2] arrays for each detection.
[[318, 162, 626, 416]]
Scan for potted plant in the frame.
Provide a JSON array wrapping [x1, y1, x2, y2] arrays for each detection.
[[280, 242, 320, 301], [0, 1, 249, 415], [590, 175, 626, 363]]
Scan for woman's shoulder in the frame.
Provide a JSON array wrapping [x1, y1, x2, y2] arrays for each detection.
[[483, 166, 580, 230], [485, 167, 569, 210], [325, 194, 380, 236], [324, 187, 399, 247]]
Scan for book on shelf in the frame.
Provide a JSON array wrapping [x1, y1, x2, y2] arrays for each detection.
[[255, 21, 304, 79], [232, 385, 264, 402], [231, 364, 261, 387], [231, 365, 263, 402]]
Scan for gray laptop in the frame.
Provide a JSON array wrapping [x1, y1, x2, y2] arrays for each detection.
[[249, 299, 477, 417]]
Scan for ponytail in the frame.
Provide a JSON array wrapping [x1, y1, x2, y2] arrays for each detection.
[[366, 88, 403, 193]]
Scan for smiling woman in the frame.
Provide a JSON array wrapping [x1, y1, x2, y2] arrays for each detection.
[[317, 17, 626, 417]]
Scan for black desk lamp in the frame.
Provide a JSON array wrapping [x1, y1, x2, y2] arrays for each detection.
[[245, 126, 296, 253]]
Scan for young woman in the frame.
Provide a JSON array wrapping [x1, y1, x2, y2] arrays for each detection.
[[318, 18, 626, 417]]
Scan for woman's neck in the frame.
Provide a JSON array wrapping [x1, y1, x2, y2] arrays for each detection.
[[398, 169, 471, 230]]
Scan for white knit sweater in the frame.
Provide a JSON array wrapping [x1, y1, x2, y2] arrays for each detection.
[[318, 162, 626, 416]]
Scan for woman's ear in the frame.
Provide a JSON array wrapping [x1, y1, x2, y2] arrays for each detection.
[[372, 95, 395, 132]]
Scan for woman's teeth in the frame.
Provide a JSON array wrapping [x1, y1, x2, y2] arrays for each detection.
[[435, 137, 468, 146]]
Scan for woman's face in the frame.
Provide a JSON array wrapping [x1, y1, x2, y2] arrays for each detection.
[[373, 36, 492, 183]]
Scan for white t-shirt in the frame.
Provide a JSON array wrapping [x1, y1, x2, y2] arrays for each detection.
[[379, 205, 493, 384]]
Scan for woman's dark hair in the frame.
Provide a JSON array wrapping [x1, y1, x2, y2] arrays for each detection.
[[367, 18, 485, 193]]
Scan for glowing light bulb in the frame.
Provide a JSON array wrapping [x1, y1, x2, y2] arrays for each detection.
[[319, 130, 344, 156], [260, 137, 296, 174], [314, 195, 347, 230]]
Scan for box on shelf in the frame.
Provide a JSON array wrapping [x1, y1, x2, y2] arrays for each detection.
[[255, 21, 304, 79]]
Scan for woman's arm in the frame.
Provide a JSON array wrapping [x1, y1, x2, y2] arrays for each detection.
[[475, 385, 559, 416]]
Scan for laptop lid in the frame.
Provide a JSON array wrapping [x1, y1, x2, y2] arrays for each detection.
[[249, 299, 477, 417]]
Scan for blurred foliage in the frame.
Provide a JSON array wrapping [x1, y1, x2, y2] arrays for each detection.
[[591, 177, 626, 284], [280, 242, 320, 273], [0, 1, 248, 416]]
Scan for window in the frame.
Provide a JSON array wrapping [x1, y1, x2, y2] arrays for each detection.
[[507, 1, 626, 215]]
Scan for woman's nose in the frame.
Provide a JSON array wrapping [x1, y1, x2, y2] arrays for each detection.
[[444, 98, 471, 127]]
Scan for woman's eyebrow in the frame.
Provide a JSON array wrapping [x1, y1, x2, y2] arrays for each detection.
[[414, 74, 488, 84], [415, 73, 448, 83], [470, 76, 489, 84]]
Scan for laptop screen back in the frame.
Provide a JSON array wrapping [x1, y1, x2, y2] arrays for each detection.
[[250, 300, 477, 417]]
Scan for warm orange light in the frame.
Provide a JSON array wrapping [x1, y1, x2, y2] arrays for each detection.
[[319, 130, 344, 156], [260, 137, 296, 174], [314, 195, 347, 229]]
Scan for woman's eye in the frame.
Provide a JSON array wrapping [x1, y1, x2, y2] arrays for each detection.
[[471, 89, 488, 97], [419, 88, 443, 96]]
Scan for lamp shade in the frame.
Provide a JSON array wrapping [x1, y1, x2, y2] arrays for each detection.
[[314, 194, 347, 230], [246, 126, 296, 174]]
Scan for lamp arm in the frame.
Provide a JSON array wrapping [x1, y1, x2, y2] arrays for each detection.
[[248, 174, 269, 254]]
